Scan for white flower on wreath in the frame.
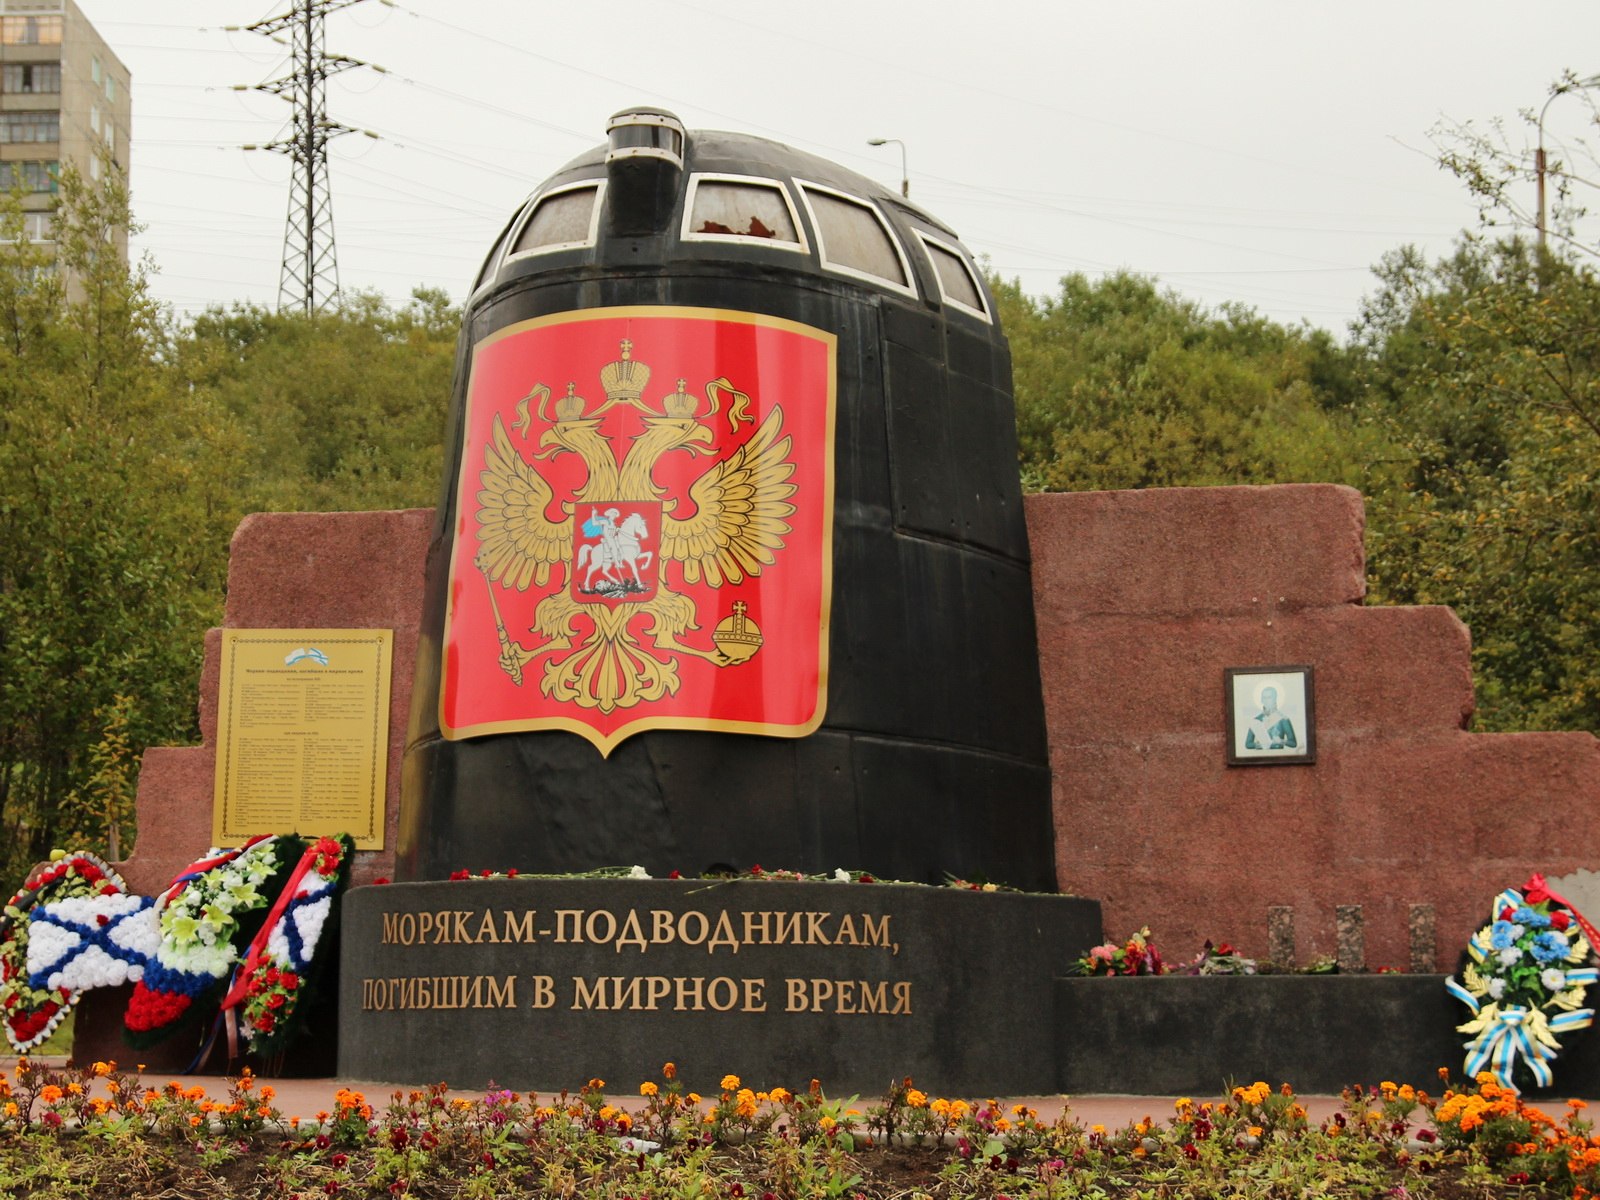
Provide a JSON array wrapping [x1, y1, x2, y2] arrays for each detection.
[[1487, 977, 1507, 1000], [834, 868, 851, 882], [1498, 946, 1523, 967], [1543, 968, 1568, 992], [629, 865, 650, 880]]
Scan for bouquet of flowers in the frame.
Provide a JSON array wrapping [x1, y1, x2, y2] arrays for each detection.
[[1, 850, 130, 1051], [1176, 939, 1258, 976], [124, 835, 293, 1047], [224, 834, 354, 1056], [1448, 875, 1599, 1093], [1069, 926, 1165, 976]]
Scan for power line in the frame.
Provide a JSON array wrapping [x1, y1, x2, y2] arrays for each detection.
[[236, 0, 378, 314]]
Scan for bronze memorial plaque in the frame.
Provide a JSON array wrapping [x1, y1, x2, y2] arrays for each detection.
[[213, 629, 392, 850]]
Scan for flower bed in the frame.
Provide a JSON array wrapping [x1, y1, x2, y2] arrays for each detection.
[[0, 1058, 1591, 1198]]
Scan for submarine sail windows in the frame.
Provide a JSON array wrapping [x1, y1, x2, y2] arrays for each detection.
[[506, 181, 605, 258], [682, 175, 806, 250], [796, 181, 916, 298], [914, 229, 991, 323]]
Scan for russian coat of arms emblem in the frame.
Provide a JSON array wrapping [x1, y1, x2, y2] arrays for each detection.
[[440, 307, 837, 756]]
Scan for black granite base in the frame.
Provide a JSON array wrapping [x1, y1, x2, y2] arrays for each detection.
[[1056, 975, 1600, 1096], [339, 879, 1101, 1096]]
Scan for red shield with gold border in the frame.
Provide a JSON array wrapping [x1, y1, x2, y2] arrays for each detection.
[[441, 307, 836, 757]]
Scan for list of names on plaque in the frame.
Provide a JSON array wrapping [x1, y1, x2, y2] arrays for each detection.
[[213, 630, 393, 850]]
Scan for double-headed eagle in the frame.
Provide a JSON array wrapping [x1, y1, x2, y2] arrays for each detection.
[[471, 341, 797, 714]]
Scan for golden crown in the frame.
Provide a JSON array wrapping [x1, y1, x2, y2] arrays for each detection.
[[663, 378, 699, 417], [554, 382, 587, 422], [599, 339, 650, 404]]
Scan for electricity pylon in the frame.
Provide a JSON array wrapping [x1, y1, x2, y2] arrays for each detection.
[[242, 0, 374, 314]]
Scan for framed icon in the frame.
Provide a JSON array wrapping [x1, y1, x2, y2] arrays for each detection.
[[1226, 665, 1316, 766]]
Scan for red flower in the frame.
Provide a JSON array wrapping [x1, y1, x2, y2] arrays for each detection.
[[506, 868, 519, 878], [1552, 911, 1572, 931], [668, 870, 682, 880], [750, 864, 764, 876], [282, 973, 300, 992], [479, 869, 493, 878], [255, 1012, 275, 1032], [100, 884, 119, 896], [267, 992, 287, 1009], [449, 870, 470, 881], [372, 877, 391, 886]]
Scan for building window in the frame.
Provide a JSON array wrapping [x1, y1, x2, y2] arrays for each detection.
[[90, 105, 100, 134], [914, 230, 992, 323], [105, 75, 115, 102], [1, 62, 62, 94], [507, 181, 603, 257], [0, 211, 53, 245], [8, 162, 58, 193], [1, 14, 63, 44], [0, 112, 60, 144], [91, 55, 101, 84], [682, 175, 806, 251], [796, 181, 916, 296]]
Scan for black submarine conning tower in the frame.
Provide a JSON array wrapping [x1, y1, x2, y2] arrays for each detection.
[[396, 107, 1057, 890]]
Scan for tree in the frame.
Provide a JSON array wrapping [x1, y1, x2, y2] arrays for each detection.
[[0, 166, 245, 878], [996, 271, 1385, 495], [1353, 237, 1600, 732], [170, 289, 457, 514]]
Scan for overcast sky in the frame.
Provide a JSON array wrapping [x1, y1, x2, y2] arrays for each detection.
[[73, 1, 1600, 336]]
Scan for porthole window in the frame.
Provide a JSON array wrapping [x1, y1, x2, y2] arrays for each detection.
[[506, 181, 604, 259], [914, 230, 991, 323], [682, 174, 806, 251], [796, 181, 916, 297]]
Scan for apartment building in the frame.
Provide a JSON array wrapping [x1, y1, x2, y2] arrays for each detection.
[[0, 0, 129, 257]]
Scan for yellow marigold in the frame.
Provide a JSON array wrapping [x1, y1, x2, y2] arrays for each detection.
[[1132, 1145, 1148, 1158], [930, 1098, 950, 1117], [188, 1114, 203, 1127], [688, 1092, 701, 1105], [736, 1088, 758, 1119], [1290, 1104, 1307, 1120], [1380, 1081, 1398, 1097], [257, 1106, 272, 1119], [663, 1062, 676, 1080], [1399, 1085, 1416, 1102], [640, 1081, 659, 1098], [1135, 1119, 1151, 1135], [818, 1115, 836, 1131], [66, 1082, 83, 1096], [616, 1113, 633, 1130], [949, 1100, 970, 1119], [599, 1104, 618, 1121], [906, 1089, 927, 1108], [721, 1074, 741, 1092], [994, 1117, 1011, 1131], [1248, 1125, 1264, 1138], [1570, 1099, 1590, 1111], [38, 1085, 63, 1104], [91, 1061, 113, 1077], [3, 1102, 17, 1118], [770, 1087, 792, 1105], [1091, 1123, 1106, 1135], [260, 1086, 276, 1102], [451, 1097, 472, 1111]]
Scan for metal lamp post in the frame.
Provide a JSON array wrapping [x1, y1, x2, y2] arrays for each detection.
[[1536, 75, 1600, 250], [867, 137, 908, 198]]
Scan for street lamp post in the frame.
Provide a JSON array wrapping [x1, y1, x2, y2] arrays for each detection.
[[1537, 75, 1600, 250], [867, 137, 908, 198]]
